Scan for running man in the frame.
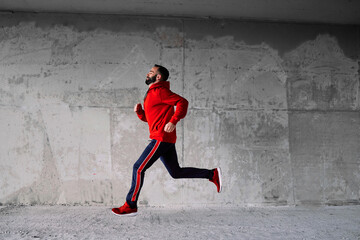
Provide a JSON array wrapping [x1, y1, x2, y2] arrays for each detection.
[[112, 64, 222, 216]]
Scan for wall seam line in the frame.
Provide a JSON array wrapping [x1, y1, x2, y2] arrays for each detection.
[[181, 18, 186, 166]]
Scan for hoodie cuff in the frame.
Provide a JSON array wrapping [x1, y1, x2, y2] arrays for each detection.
[[169, 116, 180, 125]]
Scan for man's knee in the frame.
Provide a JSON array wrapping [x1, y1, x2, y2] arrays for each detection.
[[169, 170, 181, 179], [133, 162, 142, 172]]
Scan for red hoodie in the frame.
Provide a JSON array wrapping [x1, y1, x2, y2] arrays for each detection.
[[136, 81, 188, 143]]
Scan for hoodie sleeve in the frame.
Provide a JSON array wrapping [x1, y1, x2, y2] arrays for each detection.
[[136, 109, 147, 122], [160, 89, 189, 125]]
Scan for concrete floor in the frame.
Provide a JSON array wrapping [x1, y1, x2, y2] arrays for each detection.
[[0, 205, 359, 239]]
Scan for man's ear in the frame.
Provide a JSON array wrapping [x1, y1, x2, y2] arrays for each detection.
[[156, 74, 162, 81]]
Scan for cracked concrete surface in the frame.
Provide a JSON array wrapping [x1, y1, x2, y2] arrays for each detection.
[[0, 205, 360, 240]]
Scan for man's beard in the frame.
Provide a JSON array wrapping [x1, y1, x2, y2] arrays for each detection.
[[145, 74, 157, 85]]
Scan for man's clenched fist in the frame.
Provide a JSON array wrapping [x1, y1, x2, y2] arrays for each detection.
[[134, 103, 142, 113]]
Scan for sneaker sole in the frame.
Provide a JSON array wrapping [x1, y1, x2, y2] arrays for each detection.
[[111, 210, 138, 217], [217, 167, 222, 193]]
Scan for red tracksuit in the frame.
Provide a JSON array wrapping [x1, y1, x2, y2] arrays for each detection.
[[126, 81, 212, 208]]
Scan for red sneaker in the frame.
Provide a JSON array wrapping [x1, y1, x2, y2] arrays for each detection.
[[112, 202, 138, 217], [209, 168, 222, 193]]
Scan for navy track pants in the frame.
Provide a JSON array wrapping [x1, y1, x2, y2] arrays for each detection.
[[126, 139, 212, 208]]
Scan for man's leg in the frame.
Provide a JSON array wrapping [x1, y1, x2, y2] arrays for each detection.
[[160, 143, 212, 179], [125, 140, 162, 208]]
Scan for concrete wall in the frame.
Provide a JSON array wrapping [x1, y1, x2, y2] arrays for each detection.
[[0, 13, 359, 206]]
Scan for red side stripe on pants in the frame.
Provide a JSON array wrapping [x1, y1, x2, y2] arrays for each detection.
[[131, 140, 160, 202]]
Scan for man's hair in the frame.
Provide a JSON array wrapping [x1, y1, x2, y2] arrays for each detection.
[[154, 64, 169, 81]]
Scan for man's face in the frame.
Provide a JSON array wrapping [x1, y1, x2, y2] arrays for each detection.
[[145, 67, 159, 85]]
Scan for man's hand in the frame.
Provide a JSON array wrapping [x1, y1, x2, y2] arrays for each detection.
[[134, 103, 142, 113], [164, 122, 176, 133]]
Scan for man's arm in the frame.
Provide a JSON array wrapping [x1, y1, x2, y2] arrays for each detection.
[[134, 103, 147, 122], [161, 90, 188, 132]]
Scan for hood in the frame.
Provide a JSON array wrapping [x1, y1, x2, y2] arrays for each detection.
[[149, 81, 170, 90]]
